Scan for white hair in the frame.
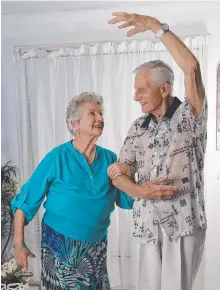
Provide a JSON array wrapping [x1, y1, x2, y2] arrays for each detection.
[[133, 60, 174, 91], [66, 92, 104, 136]]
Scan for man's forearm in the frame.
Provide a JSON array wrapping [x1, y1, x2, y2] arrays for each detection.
[[112, 174, 140, 198], [150, 18, 204, 115], [111, 171, 178, 200], [150, 19, 198, 74]]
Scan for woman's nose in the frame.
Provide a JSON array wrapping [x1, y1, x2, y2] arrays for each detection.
[[96, 114, 103, 121]]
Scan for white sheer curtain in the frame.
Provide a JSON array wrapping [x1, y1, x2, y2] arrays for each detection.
[[14, 36, 208, 288]]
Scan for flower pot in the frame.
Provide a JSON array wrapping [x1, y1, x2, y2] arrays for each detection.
[[1, 259, 32, 290]]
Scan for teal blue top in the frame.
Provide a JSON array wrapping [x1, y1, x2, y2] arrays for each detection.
[[11, 141, 133, 242]]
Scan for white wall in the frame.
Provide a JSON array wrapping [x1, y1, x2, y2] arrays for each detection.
[[203, 18, 220, 290], [2, 1, 220, 289]]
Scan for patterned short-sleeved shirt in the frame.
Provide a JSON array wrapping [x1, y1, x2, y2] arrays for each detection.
[[119, 97, 208, 245]]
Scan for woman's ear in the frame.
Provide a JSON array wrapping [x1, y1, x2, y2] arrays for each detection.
[[72, 121, 80, 135], [71, 121, 80, 131]]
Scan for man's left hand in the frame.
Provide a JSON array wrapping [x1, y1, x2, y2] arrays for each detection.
[[108, 12, 160, 37]]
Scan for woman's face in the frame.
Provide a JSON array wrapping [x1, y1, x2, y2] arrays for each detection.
[[75, 102, 104, 137]]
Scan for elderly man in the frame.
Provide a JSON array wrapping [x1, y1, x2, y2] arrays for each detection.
[[108, 13, 207, 290]]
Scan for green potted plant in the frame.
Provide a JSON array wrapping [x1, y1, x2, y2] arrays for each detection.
[[1, 161, 17, 263], [1, 161, 33, 289]]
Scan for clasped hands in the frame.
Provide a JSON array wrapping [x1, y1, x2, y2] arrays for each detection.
[[108, 163, 178, 200]]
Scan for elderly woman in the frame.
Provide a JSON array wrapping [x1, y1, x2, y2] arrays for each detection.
[[11, 92, 177, 290], [11, 92, 135, 290]]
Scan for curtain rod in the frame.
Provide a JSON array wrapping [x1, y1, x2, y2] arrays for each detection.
[[15, 40, 160, 54], [15, 34, 209, 55], [15, 48, 203, 60]]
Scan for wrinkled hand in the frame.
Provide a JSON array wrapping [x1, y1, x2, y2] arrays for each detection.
[[138, 177, 178, 199], [108, 163, 132, 180], [14, 246, 35, 270], [108, 12, 159, 37]]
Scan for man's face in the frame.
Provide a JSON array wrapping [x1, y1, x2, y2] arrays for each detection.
[[134, 70, 163, 114]]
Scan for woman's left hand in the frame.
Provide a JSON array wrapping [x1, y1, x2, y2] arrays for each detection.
[[108, 163, 132, 180], [14, 245, 36, 270]]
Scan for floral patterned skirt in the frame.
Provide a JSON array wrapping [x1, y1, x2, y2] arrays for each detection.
[[40, 223, 110, 290]]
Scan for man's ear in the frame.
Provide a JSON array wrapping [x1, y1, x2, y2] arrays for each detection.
[[160, 83, 171, 99]]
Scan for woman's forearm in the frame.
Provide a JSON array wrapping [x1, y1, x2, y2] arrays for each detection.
[[112, 175, 140, 198], [13, 209, 26, 245]]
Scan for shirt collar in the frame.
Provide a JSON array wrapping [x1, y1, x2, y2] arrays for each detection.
[[141, 97, 182, 129]]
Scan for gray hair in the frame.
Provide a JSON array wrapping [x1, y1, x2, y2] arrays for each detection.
[[66, 92, 104, 136], [133, 60, 174, 91]]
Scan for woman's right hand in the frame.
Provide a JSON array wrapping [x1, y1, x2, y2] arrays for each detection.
[[108, 162, 132, 179], [14, 245, 36, 270]]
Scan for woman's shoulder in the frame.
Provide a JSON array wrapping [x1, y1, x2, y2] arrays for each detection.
[[97, 145, 117, 162], [45, 141, 72, 159]]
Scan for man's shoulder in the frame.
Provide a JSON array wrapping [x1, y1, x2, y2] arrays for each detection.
[[131, 115, 148, 129]]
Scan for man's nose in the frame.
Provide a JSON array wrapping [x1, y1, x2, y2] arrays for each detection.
[[134, 92, 141, 101]]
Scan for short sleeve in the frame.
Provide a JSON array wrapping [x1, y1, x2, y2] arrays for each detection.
[[183, 96, 208, 137], [119, 122, 138, 179]]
